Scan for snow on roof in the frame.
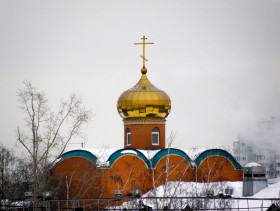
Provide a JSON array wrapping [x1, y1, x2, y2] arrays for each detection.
[[63, 147, 235, 168], [84, 148, 116, 167], [121, 149, 137, 155], [66, 148, 204, 163], [184, 148, 206, 159], [71, 148, 159, 166], [252, 179, 280, 198], [245, 162, 261, 167], [138, 150, 160, 159]]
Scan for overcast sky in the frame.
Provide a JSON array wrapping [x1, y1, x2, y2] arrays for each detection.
[[0, 0, 280, 152]]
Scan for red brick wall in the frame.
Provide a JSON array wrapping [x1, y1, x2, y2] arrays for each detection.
[[153, 155, 195, 186], [196, 156, 243, 182], [53, 157, 102, 199], [101, 155, 152, 198], [52, 153, 243, 200], [124, 123, 165, 150]]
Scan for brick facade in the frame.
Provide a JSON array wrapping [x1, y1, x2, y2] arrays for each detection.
[[123, 120, 166, 150], [52, 149, 243, 200]]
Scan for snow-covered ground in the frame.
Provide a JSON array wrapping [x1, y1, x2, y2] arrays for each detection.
[[142, 179, 280, 198], [113, 179, 280, 210]]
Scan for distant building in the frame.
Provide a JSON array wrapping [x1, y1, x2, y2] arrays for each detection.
[[233, 139, 279, 178], [276, 154, 280, 178], [233, 116, 280, 179]]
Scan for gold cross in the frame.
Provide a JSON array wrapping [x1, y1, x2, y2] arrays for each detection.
[[134, 35, 154, 69]]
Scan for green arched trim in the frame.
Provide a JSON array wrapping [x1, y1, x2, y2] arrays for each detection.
[[195, 149, 243, 170], [107, 148, 151, 168], [151, 148, 194, 168], [58, 149, 97, 164]]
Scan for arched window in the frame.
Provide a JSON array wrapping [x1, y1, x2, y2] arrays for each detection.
[[152, 127, 159, 145], [126, 128, 131, 145]]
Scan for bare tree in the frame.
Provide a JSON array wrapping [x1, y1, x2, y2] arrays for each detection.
[[16, 81, 92, 198], [52, 160, 103, 210], [0, 145, 31, 204], [0, 145, 15, 200]]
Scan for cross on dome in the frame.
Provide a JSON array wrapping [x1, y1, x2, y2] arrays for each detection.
[[134, 35, 154, 74]]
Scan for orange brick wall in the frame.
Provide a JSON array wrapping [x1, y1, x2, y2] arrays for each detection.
[[153, 155, 195, 187], [101, 155, 152, 198], [52, 154, 243, 200], [124, 123, 165, 150], [53, 157, 102, 199], [196, 156, 243, 182]]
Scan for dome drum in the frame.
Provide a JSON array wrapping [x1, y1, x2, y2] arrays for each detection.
[[124, 123, 166, 150], [123, 117, 166, 125]]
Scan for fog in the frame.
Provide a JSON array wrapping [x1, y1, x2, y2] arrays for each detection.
[[239, 116, 280, 152], [0, 0, 279, 151]]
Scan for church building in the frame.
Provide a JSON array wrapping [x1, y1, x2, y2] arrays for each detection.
[[52, 36, 243, 201]]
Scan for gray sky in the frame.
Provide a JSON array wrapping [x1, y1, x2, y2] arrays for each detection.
[[0, 0, 280, 152]]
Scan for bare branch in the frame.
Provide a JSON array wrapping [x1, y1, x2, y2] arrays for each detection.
[[16, 80, 92, 197]]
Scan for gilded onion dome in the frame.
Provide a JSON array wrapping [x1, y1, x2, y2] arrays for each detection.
[[117, 68, 171, 119]]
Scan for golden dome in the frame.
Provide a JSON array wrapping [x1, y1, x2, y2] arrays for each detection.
[[117, 70, 171, 119]]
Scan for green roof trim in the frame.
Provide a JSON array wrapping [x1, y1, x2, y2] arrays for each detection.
[[151, 148, 194, 168], [57, 148, 242, 171], [59, 150, 97, 164], [107, 148, 151, 168], [195, 149, 243, 170]]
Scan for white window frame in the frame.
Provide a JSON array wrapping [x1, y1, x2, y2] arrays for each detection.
[[152, 128, 159, 145], [126, 128, 131, 146]]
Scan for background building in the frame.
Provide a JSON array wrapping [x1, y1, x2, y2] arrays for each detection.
[[233, 117, 280, 178]]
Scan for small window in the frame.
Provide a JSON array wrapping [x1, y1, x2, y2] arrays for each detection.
[[126, 128, 131, 145], [152, 128, 159, 145]]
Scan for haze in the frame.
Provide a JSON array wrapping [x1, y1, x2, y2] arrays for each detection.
[[0, 0, 279, 152]]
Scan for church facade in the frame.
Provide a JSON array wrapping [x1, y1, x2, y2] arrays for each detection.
[[52, 36, 243, 201]]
